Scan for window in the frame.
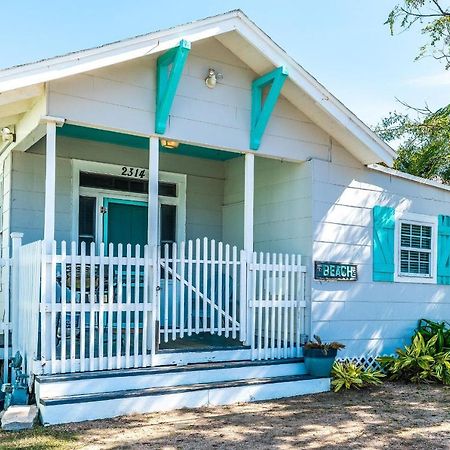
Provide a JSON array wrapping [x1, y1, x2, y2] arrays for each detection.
[[79, 172, 177, 197], [78, 196, 96, 252], [399, 222, 432, 276], [395, 213, 437, 283]]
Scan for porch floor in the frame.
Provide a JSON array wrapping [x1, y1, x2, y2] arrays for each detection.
[[158, 333, 246, 352]]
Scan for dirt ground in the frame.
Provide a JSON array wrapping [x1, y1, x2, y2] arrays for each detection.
[[0, 382, 449, 450]]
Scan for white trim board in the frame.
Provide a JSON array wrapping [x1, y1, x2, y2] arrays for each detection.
[[368, 164, 450, 194]]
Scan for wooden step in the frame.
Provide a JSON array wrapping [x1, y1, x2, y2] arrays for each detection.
[[36, 358, 306, 398], [38, 374, 330, 425]]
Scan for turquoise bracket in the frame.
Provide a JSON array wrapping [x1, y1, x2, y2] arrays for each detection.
[[250, 66, 288, 150], [155, 39, 191, 134]]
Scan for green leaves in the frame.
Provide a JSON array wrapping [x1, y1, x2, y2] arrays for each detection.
[[375, 104, 450, 183], [331, 361, 385, 393], [378, 321, 450, 385], [386, 1, 450, 69]]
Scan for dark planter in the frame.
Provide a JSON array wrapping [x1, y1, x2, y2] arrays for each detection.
[[304, 348, 337, 377]]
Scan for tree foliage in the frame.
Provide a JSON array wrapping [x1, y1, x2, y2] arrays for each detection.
[[386, 0, 450, 68], [377, 1, 450, 181], [375, 104, 450, 182]]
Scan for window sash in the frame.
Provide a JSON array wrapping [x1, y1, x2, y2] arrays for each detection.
[[398, 221, 433, 277]]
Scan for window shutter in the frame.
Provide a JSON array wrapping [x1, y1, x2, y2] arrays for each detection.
[[373, 206, 395, 282], [437, 215, 450, 284]]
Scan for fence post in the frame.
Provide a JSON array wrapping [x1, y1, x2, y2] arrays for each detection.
[[10, 232, 23, 353]]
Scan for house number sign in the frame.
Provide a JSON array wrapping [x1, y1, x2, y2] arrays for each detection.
[[314, 261, 357, 281], [121, 166, 147, 179]]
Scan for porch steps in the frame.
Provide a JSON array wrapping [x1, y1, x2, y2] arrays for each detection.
[[35, 359, 330, 425]]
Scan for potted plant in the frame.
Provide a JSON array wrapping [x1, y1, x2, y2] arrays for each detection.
[[303, 335, 345, 377]]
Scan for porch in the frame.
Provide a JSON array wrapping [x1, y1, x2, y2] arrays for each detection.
[[5, 127, 310, 379], [14, 234, 307, 376]]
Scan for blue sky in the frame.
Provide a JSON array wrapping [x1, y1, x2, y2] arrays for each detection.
[[1, 1, 448, 127]]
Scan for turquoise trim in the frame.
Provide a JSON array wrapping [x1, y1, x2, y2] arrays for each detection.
[[250, 66, 288, 150], [155, 40, 191, 134], [57, 124, 239, 161], [373, 205, 395, 282], [103, 197, 147, 248], [437, 215, 450, 284]]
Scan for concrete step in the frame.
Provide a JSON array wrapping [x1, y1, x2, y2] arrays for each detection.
[[38, 374, 330, 425], [36, 358, 307, 398]]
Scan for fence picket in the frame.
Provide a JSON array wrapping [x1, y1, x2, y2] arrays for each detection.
[[163, 243, 169, 342], [98, 243, 105, 370], [134, 244, 141, 368], [231, 246, 237, 340], [70, 242, 77, 372], [171, 242, 177, 341], [217, 242, 223, 336], [60, 241, 67, 373], [187, 240, 193, 336], [116, 244, 123, 369], [89, 242, 96, 371]]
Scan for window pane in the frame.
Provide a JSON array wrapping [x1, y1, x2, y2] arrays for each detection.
[[400, 222, 432, 250], [79, 196, 96, 236], [79, 196, 96, 254], [80, 172, 177, 197], [159, 182, 177, 197], [160, 204, 176, 245]]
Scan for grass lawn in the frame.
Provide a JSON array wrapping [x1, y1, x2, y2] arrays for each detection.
[[0, 382, 449, 449]]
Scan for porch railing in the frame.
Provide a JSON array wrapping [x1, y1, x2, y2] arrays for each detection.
[[35, 241, 156, 375], [2, 236, 309, 377]]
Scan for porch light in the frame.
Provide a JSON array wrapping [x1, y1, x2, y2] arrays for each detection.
[[205, 68, 223, 89], [1, 127, 15, 143], [160, 139, 180, 149]]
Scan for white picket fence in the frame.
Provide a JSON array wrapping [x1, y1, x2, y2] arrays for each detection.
[[39, 241, 156, 374], [160, 239, 246, 343], [1, 236, 308, 377], [248, 252, 307, 360]]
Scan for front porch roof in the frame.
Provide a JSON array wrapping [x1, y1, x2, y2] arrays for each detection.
[[0, 10, 395, 166]]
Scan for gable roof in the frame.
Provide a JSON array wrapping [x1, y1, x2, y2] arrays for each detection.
[[0, 10, 395, 165]]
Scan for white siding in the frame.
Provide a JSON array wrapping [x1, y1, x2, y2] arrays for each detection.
[[310, 146, 450, 357], [11, 136, 225, 244], [47, 38, 331, 162], [222, 156, 311, 255]]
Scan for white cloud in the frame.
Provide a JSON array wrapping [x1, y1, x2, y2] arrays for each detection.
[[406, 72, 450, 87]]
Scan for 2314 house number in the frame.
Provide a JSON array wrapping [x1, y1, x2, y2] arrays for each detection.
[[121, 166, 146, 178]]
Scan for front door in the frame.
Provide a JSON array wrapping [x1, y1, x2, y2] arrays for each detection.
[[103, 198, 148, 255]]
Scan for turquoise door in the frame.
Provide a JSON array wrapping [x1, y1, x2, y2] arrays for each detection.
[[103, 198, 148, 255]]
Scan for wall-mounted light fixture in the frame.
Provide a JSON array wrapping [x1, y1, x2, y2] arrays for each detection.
[[1, 126, 15, 143], [205, 68, 223, 89], [160, 139, 180, 149]]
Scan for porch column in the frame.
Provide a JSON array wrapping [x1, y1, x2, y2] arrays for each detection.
[[42, 117, 64, 244], [242, 153, 254, 345], [147, 136, 159, 360], [244, 153, 254, 254], [148, 136, 159, 247]]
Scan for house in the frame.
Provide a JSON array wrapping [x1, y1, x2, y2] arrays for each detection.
[[0, 10, 448, 425]]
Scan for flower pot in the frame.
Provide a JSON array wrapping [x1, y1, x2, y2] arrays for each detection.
[[303, 348, 337, 377]]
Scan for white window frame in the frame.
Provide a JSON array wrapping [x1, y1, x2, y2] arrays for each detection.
[[72, 160, 186, 253], [394, 211, 437, 284]]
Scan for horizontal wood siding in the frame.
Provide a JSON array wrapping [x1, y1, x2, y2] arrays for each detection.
[[311, 147, 450, 356], [47, 38, 331, 162]]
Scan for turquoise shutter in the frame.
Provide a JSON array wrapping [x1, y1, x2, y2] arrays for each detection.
[[437, 215, 450, 284], [373, 206, 395, 282]]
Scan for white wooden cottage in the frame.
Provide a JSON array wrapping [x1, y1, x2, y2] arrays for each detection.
[[0, 10, 449, 424]]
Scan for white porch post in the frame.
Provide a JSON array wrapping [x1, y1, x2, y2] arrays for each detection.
[[41, 116, 63, 373], [148, 136, 159, 248], [244, 153, 254, 255], [148, 136, 159, 361], [43, 121, 57, 245], [242, 153, 255, 344]]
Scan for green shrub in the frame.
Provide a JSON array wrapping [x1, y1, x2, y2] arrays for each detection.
[[378, 332, 450, 385], [331, 361, 385, 392], [416, 319, 450, 351]]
